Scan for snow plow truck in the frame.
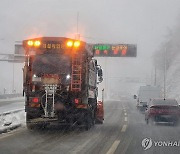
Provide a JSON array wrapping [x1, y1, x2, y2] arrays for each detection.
[[22, 37, 104, 130]]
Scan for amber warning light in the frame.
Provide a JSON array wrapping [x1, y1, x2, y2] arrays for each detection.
[[27, 40, 33, 46], [26, 39, 81, 49], [67, 41, 73, 47], [34, 40, 41, 47], [27, 40, 41, 47], [66, 40, 81, 48], [74, 41, 80, 48]]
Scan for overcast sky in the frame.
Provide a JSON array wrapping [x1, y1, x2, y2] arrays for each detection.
[[0, 0, 180, 94]]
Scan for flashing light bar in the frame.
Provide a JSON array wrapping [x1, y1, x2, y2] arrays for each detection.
[[27, 40, 41, 47], [66, 40, 81, 48]]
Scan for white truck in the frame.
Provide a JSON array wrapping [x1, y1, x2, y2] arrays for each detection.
[[135, 85, 161, 112]]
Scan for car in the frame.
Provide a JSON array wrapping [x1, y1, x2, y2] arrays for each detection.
[[145, 98, 180, 125]]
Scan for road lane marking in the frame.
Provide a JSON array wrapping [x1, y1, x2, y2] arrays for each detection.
[[124, 117, 127, 122], [71, 132, 101, 154], [121, 125, 127, 132], [124, 113, 127, 116], [72, 138, 92, 154], [123, 109, 126, 112], [106, 140, 120, 154]]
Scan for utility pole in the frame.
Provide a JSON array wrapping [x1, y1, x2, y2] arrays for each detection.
[[154, 65, 156, 86], [12, 57, 15, 93], [105, 57, 108, 100], [163, 47, 167, 99]]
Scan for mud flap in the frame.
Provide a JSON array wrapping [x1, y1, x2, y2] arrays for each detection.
[[95, 101, 104, 124]]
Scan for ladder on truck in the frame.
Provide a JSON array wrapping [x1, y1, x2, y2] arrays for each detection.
[[44, 84, 57, 118], [71, 54, 82, 92]]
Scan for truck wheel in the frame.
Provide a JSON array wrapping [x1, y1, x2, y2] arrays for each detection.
[[26, 113, 37, 130], [95, 119, 103, 124], [92, 118, 95, 126], [91, 110, 96, 126], [26, 123, 36, 130], [85, 112, 92, 130]]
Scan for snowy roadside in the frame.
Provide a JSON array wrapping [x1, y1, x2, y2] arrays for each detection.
[[0, 97, 24, 103], [0, 109, 25, 134], [0, 97, 24, 113], [0, 97, 25, 134], [0, 94, 22, 100]]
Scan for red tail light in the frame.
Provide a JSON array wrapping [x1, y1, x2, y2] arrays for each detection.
[[74, 98, 82, 105], [149, 106, 179, 115], [121, 49, 127, 56], [29, 97, 40, 108], [75, 98, 79, 104], [32, 97, 39, 103]]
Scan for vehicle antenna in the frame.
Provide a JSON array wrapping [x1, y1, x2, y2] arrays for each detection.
[[75, 12, 80, 40], [77, 12, 79, 34]]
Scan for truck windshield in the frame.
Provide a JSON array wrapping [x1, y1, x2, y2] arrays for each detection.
[[32, 53, 71, 75]]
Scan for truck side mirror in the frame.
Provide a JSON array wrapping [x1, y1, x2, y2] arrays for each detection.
[[94, 59, 97, 66], [134, 95, 137, 99], [143, 104, 148, 108], [98, 69, 103, 77], [97, 69, 103, 83]]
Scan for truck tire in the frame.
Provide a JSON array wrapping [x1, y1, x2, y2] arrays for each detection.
[[26, 123, 36, 130], [91, 110, 96, 126], [95, 119, 103, 124], [85, 118, 91, 130], [26, 114, 36, 130], [26, 122, 36, 130], [85, 112, 92, 130]]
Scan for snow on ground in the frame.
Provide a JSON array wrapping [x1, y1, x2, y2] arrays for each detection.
[[0, 97, 25, 133], [0, 110, 25, 133]]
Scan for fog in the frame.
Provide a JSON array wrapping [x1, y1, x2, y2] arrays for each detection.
[[0, 0, 180, 96]]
